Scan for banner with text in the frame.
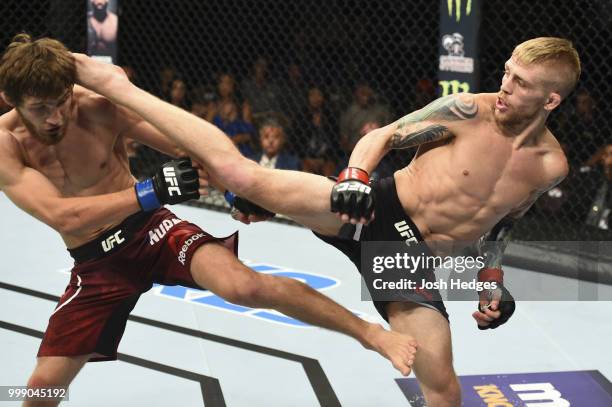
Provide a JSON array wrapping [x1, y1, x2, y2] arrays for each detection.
[[438, 0, 481, 96]]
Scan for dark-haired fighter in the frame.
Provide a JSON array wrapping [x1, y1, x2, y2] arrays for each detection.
[[0, 34, 418, 406]]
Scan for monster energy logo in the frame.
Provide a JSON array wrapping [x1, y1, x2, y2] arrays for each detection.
[[447, 0, 472, 22], [439, 80, 470, 96]]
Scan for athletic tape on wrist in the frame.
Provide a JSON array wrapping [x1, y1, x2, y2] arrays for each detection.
[[338, 167, 369, 184], [135, 178, 161, 211]]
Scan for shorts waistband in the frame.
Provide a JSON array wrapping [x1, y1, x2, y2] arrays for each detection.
[[67, 210, 155, 263], [376, 176, 426, 242]]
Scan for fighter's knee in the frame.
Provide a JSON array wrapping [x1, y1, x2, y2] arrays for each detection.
[[222, 271, 268, 308], [27, 373, 61, 389]]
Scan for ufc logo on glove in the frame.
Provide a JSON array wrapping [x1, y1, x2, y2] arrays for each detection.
[[163, 167, 181, 196], [336, 181, 371, 194]]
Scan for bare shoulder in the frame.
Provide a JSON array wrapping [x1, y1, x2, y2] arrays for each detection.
[[0, 129, 26, 185], [74, 85, 116, 125], [541, 131, 569, 187]]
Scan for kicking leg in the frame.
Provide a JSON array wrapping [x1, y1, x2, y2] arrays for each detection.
[[189, 242, 418, 375], [73, 53, 345, 235]]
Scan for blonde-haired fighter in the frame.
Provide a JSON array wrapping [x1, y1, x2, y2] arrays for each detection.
[[74, 37, 580, 406]]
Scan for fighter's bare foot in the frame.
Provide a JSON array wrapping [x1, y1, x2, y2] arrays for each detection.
[[363, 323, 417, 376]]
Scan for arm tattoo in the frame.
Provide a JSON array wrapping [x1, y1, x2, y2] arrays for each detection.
[[478, 216, 515, 269], [390, 124, 451, 149], [388, 94, 478, 150]]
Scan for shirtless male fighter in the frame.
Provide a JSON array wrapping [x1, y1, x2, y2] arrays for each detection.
[[74, 37, 579, 407], [0, 34, 418, 406]]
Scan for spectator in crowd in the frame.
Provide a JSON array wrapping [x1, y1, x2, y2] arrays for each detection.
[[248, 119, 300, 170], [213, 100, 256, 157], [339, 82, 392, 154], [87, 0, 117, 57], [190, 87, 217, 121], [241, 57, 282, 121], [280, 62, 308, 120], [558, 88, 606, 165], [169, 77, 189, 110], [153, 65, 176, 100], [296, 86, 338, 176], [212, 72, 251, 122], [584, 144, 612, 230]]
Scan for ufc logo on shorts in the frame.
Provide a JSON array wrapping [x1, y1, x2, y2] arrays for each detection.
[[394, 220, 419, 246], [337, 181, 371, 194], [101, 230, 125, 252], [163, 167, 181, 196]]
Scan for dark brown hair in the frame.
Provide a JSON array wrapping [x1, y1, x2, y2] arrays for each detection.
[[0, 33, 76, 105]]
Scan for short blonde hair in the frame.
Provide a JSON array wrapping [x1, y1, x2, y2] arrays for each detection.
[[512, 37, 581, 98]]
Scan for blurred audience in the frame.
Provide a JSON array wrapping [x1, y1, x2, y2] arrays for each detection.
[[296, 86, 338, 176], [558, 88, 607, 165], [248, 119, 300, 170], [339, 83, 392, 153], [190, 86, 217, 120], [280, 62, 308, 121], [213, 100, 256, 157], [154, 66, 176, 100], [214, 72, 252, 123], [584, 144, 612, 230], [241, 57, 282, 121], [169, 77, 189, 110]]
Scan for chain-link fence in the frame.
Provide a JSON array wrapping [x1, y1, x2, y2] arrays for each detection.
[[2, 0, 611, 243], [481, 0, 612, 242], [117, 0, 439, 216]]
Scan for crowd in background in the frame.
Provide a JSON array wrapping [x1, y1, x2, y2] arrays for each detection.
[[116, 56, 611, 232], [123, 56, 433, 179], [0, 53, 607, 232]]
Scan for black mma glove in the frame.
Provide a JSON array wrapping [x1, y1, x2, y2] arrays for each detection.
[[476, 268, 516, 330], [330, 167, 374, 221], [135, 157, 200, 211], [224, 191, 276, 218]]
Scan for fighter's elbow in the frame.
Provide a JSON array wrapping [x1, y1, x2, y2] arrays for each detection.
[[212, 157, 261, 195], [53, 207, 86, 235]]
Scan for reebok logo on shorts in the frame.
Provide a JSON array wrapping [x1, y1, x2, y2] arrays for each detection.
[[102, 230, 125, 252], [178, 233, 205, 265], [149, 218, 184, 245]]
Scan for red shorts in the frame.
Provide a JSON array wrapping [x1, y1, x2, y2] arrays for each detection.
[[38, 208, 237, 362]]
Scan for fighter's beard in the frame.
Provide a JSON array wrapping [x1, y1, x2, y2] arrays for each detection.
[[494, 107, 539, 136], [92, 5, 108, 22], [17, 111, 66, 145]]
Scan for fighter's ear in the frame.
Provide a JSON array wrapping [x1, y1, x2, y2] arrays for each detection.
[[544, 92, 562, 111], [0, 92, 15, 108]]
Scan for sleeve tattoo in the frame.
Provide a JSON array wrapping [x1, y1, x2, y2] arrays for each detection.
[[478, 216, 515, 269], [388, 93, 478, 150]]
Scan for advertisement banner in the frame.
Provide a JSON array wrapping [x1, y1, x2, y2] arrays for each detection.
[[397, 370, 612, 406], [87, 0, 118, 63], [438, 0, 481, 96]]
